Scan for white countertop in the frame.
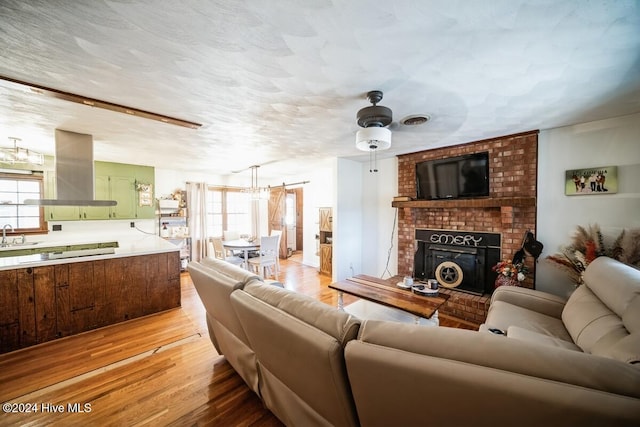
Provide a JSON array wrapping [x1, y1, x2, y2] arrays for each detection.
[[0, 231, 179, 271]]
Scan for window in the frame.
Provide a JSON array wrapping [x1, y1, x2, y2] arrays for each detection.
[[0, 173, 47, 234], [206, 187, 251, 237]]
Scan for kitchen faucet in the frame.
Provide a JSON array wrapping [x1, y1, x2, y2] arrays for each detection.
[[2, 224, 14, 247]]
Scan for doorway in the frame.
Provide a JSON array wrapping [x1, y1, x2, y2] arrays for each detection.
[[268, 187, 303, 260]]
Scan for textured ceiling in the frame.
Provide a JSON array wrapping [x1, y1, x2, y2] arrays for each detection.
[[1, 0, 639, 180]]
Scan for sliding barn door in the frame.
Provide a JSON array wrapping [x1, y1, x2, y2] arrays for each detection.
[[268, 187, 287, 259]]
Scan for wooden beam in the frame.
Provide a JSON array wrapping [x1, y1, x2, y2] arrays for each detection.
[[0, 75, 202, 129]]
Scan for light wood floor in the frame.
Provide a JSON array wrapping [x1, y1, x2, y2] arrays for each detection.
[[0, 255, 478, 426]]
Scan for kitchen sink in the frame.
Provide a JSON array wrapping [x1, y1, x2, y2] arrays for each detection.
[[0, 241, 119, 258], [1, 241, 42, 247]]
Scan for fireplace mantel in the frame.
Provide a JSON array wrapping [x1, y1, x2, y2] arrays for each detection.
[[391, 196, 536, 209]]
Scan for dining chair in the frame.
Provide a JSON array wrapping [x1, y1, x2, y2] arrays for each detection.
[[248, 235, 279, 279], [270, 229, 283, 274], [210, 237, 245, 268], [223, 230, 240, 241]]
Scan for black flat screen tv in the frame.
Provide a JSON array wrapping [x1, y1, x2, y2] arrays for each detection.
[[416, 152, 490, 200]]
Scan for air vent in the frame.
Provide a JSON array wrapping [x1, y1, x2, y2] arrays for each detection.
[[401, 115, 431, 126]]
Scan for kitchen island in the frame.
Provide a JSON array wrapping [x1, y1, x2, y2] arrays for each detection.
[[0, 233, 181, 354]]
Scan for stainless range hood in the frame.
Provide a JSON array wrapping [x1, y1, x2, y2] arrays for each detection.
[[24, 129, 117, 207]]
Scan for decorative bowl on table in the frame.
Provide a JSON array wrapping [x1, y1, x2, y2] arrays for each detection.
[[411, 284, 439, 297]]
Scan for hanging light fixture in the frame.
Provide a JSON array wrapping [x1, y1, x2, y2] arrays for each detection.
[[249, 165, 270, 200], [0, 137, 44, 165], [355, 90, 392, 173]]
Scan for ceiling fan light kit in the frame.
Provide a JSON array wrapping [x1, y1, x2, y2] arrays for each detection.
[[355, 127, 391, 151], [356, 90, 394, 172]]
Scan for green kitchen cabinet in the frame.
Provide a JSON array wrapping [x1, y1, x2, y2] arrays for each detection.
[[82, 174, 111, 220], [96, 162, 154, 220], [108, 175, 136, 219], [45, 162, 155, 221], [44, 171, 81, 221]]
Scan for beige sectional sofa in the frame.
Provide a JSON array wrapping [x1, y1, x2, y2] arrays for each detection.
[[187, 257, 274, 393], [188, 256, 640, 427]]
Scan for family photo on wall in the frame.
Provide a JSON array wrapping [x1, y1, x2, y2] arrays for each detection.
[[565, 166, 618, 196]]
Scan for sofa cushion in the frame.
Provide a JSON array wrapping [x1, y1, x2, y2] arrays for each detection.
[[506, 326, 582, 351], [188, 261, 261, 392], [490, 286, 567, 318], [486, 300, 573, 342], [231, 282, 360, 427], [345, 320, 640, 426], [200, 256, 261, 284], [241, 281, 360, 345], [563, 284, 627, 354], [188, 262, 250, 340], [351, 320, 640, 398], [584, 257, 640, 320]]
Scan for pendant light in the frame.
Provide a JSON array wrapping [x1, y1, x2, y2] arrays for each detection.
[[0, 137, 44, 165]]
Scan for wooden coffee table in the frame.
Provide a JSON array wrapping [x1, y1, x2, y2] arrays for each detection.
[[329, 275, 449, 324]]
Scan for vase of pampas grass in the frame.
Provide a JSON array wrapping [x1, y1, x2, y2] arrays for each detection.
[[546, 224, 640, 286]]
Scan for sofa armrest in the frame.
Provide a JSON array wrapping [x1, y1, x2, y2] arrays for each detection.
[[491, 285, 567, 318], [355, 321, 640, 398]]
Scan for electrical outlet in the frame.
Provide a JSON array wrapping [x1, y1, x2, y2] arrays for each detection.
[[130, 222, 135, 228], [52, 224, 62, 231]]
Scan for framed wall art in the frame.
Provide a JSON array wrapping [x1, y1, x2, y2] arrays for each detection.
[[137, 183, 153, 206], [565, 166, 618, 196]]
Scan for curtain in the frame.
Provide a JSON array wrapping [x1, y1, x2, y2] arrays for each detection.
[[186, 182, 209, 262]]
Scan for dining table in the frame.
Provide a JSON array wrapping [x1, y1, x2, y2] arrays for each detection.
[[222, 238, 260, 268]]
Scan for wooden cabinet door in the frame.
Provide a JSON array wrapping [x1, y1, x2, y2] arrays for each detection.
[[0, 269, 20, 353], [145, 252, 181, 315], [55, 264, 72, 337], [17, 268, 37, 347], [320, 244, 332, 276], [104, 257, 145, 321], [56, 262, 97, 336], [319, 208, 332, 231], [33, 266, 57, 343], [53, 261, 96, 338]]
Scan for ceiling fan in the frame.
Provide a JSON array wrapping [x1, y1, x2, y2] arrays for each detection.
[[355, 90, 393, 172], [355, 90, 431, 172]]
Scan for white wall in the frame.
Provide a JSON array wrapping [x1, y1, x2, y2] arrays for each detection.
[[360, 157, 398, 278], [536, 112, 640, 295], [334, 158, 364, 280], [300, 159, 335, 268]]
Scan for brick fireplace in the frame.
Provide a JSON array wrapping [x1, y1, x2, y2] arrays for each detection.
[[394, 131, 538, 323]]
